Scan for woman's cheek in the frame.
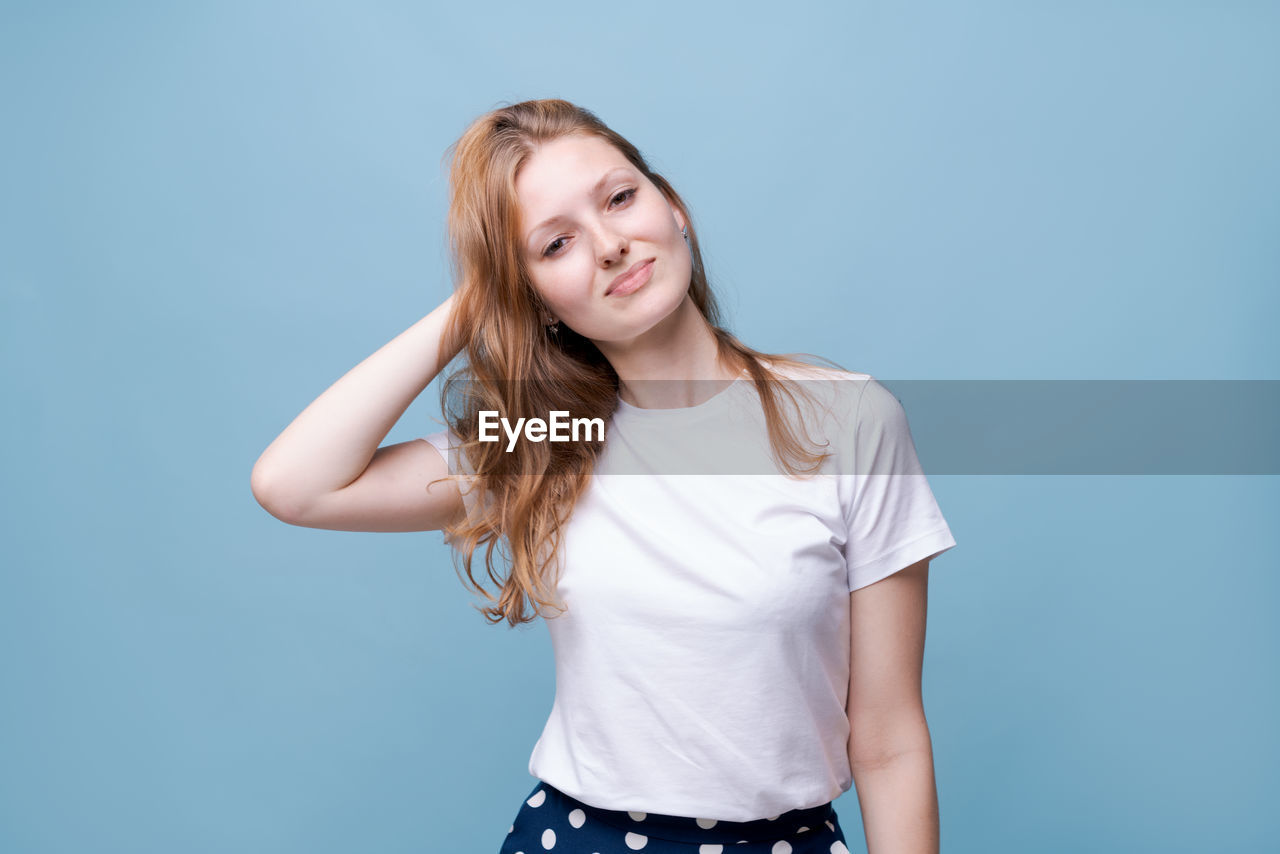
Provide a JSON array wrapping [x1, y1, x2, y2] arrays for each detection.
[[567, 256, 595, 302], [543, 260, 589, 315]]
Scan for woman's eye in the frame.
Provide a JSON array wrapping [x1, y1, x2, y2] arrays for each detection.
[[542, 189, 635, 258]]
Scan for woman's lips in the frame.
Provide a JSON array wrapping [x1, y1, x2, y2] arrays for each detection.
[[606, 259, 654, 297]]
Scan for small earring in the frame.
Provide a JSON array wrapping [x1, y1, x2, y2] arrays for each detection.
[[547, 320, 560, 335], [681, 224, 689, 241]]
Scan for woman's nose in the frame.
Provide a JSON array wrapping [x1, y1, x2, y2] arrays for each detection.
[[592, 225, 628, 267]]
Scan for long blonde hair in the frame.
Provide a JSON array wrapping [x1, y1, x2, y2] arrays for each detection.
[[436, 98, 842, 626]]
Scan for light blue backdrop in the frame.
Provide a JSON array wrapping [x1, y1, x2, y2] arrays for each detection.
[[2, 2, 1276, 852]]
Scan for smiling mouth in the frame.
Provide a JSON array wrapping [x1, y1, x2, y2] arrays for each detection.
[[605, 258, 655, 296]]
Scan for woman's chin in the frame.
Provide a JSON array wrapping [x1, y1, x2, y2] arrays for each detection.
[[614, 297, 697, 345]]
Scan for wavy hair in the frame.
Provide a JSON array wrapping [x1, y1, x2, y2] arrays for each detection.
[[435, 98, 843, 626]]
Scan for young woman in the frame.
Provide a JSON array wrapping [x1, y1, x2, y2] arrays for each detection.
[[252, 99, 957, 854]]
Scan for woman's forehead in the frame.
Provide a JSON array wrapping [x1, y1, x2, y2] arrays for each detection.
[[518, 136, 633, 197], [516, 136, 638, 230]]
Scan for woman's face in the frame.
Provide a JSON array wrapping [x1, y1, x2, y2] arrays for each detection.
[[515, 133, 691, 345]]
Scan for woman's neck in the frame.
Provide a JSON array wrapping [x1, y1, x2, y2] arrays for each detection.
[[597, 295, 743, 410]]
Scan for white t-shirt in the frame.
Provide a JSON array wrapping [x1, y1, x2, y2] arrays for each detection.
[[421, 365, 956, 822]]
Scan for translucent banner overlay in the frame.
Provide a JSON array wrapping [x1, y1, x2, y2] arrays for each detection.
[[434, 379, 1280, 475], [883, 380, 1280, 475]]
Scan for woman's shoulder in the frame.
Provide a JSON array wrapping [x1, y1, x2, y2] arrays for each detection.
[[744, 358, 881, 443], [757, 357, 874, 407], [758, 356, 871, 383]]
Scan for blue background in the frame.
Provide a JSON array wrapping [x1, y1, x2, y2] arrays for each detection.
[[3, 1, 1277, 852]]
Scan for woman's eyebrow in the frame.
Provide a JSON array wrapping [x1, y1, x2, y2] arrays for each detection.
[[525, 167, 635, 247]]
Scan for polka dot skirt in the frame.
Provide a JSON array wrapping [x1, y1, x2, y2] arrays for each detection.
[[497, 781, 852, 853]]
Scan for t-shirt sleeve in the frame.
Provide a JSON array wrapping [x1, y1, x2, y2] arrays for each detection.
[[841, 377, 957, 592], [419, 425, 481, 544], [421, 429, 448, 459]]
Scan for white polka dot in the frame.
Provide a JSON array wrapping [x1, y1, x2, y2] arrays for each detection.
[[624, 831, 648, 849], [766, 814, 780, 821], [772, 843, 792, 854], [797, 827, 809, 834], [699, 845, 723, 854], [696, 817, 718, 829], [541, 827, 556, 849], [824, 820, 835, 832], [628, 811, 646, 822], [509, 825, 514, 833], [568, 808, 585, 828], [527, 789, 547, 808], [830, 842, 849, 854]]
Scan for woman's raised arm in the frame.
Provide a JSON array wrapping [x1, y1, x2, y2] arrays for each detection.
[[249, 294, 466, 533]]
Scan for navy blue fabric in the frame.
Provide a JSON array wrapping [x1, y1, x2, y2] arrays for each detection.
[[498, 780, 852, 853]]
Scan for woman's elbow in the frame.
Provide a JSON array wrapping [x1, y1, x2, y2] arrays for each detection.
[[250, 464, 305, 525]]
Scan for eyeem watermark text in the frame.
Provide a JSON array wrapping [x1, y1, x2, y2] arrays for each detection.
[[478, 410, 606, 452]]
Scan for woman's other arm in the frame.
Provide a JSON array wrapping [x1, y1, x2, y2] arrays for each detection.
[[249, 294, 465, 532], [846, 558, 940, 854]]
